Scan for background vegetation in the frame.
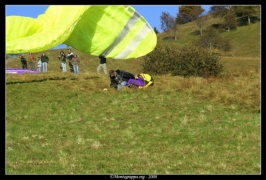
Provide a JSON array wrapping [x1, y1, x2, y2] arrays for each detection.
[[6, 6, 260, 174]]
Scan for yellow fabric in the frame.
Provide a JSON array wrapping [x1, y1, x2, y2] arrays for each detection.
[[138, 73, 153, 88], [6, 5, 157, 59]]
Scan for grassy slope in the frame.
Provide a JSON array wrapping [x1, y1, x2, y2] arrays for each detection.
[[6, 15, 261, 174]]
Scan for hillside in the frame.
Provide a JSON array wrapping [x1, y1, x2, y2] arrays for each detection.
[[157, 16, 260, 58]]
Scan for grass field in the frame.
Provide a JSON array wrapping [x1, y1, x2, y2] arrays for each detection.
[[6, 16, 261, 175]]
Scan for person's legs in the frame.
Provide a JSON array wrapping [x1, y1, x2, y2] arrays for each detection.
[[44, 62, 47, 72], [69, 61, 73, 73], [117, 81, 128, 91], [22, 62, 25, 69], [43, 62, 47, 72], [62, 63, 67, 72], [102, 63, 107, 74], [128, 79, 144, 87], [73, 65, 77, 74], [42, 62, 45, 72], [30, 62, 33, 70], [117, 84, 122, 91], [97, 64, 102, 74], [24, 62, 28, 69], [76, 65, 80, 74], [73, 65, 79, 74]]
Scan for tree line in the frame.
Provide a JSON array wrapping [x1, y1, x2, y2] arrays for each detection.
[[158, 5, 260, 35], [156, 5, 260, 54]]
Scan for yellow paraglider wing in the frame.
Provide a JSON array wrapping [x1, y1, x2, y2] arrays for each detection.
[[6, 5, 157, 59]]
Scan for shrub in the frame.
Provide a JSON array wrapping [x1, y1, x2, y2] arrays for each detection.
[[142, 43, 224, 77]]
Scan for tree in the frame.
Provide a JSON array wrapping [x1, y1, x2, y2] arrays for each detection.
[[160, 12, 176, 31], [176, 13, 185, 24], [160, 11, 177, 40], [209, 5, 237, 32], [194, 26, 231, 54], [153, 27, 159, 34], [209, 6, 229, 18], [233, 6, 260, 25], [223, 13, 238, 31], [178, 6, 205, 23], [195, 15, 208, 36]]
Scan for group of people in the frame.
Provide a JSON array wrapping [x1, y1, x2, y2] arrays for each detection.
[[58, 49, 80, 74], [19, 52, 49, 72], [18, 52, 154, 90], [109, 69, 154, 91], [18, 49, 80, 74]]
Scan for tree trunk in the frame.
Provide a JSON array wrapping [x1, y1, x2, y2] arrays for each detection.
[[209, 42, 212, 55], [200, 26, 202, 36], [248, 15, 251, 25]]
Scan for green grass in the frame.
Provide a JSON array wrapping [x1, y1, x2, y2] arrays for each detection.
[[6, 15, 261, 174], [5, 81, 261, 174]]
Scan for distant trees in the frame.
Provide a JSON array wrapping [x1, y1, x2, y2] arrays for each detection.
[[209, 5, 237, 31], [223, 13, 238, 31], [160, 11, 177, 40], [194, 26, 232, 54], [153, 27, 159, 34], [233, 6, 260, 25], [178, 6, 205, 23], [195, 15, 208, 36]]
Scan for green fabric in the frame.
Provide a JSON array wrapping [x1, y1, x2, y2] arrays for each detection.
[[6, 5, 157, 59]]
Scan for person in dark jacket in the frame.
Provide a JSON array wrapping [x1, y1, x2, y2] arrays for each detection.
[[19, 55, 27, 69], [58, 50, 67, 72], [97, 55, 107, 75], [41, 52, 49, 72], [109, 69, 135, 91], [67, 49, 74, 73]]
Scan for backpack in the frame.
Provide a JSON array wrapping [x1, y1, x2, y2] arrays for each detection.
[[138, 73, 154, 88]]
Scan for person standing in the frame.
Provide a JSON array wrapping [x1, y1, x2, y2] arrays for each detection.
[[71, 54, 80, 75], [41, 52, 49, 72], [19, 55, 27, 69], [67, 49, 74, 73], [97, 55, 107, 75], [58, 50, 67, 72], [28, 52, 36, 70], [37, 57, 42, 72]]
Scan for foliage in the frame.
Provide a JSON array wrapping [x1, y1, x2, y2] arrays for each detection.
[[175, 13, 185, 24], [171, 45, 224, 77], [223, 13, 238, 31], [233, 6, 260, 25], [160, 11, 176, 32], [142, 43, 224, 77], [153, 27, 159, 34], [195, 15, 208, 36], [142, 43, 177, 74], [178, 6, 205, 23], [209, 6, 232, 18], [194, 26, 232, 53]]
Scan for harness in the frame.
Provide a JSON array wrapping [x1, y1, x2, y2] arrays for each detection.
[[138, 73, 154, 89]]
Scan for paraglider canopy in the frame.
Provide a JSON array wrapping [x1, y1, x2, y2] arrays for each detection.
[[6, 5, 157, 59]]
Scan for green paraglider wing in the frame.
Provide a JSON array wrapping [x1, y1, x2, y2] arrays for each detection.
[[6, 5, 157, 59]]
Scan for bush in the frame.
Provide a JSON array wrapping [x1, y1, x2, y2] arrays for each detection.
[[142, 44, 224, 78]]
